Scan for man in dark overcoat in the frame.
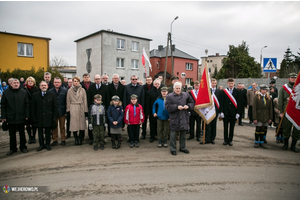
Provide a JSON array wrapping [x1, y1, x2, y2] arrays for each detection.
[[32, 81, 58, 151], [1, 78, 30, 155]]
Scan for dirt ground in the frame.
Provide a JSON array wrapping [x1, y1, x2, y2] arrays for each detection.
[[0, 120, 299, 200]]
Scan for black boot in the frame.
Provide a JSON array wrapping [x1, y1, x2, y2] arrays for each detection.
[[74, 132, 78, 146], [291, 139, 299, 153], [112, 140, 116, 149], [116, 141, 121, 149], [282, 138, 289, 150], [79, 131, 84, 145]]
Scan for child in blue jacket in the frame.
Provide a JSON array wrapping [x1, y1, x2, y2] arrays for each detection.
[[152, 87, 170, 148], [107, 95, 124, 149]]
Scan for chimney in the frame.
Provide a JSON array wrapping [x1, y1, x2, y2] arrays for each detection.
[[216, 53, 219, 56], [172, 45, 175, 51], [158, 45, 163, 51]]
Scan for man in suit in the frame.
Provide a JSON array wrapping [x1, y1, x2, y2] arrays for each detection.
[[145, 78, 161, 143], [201, 78, 221, 144], [237, 83, 247, 126], [44, 72, 54, 90], [32, 81, 58, 151], [219, 78, 243, 146], [66, 78, 73, 139], [108, 74, 125, 105], [49, 77, 68, 146], [188, 81, 201, 141], [142, 76, 154, 139], [247, 82, 258, 124], [88, 74, 110, 141]]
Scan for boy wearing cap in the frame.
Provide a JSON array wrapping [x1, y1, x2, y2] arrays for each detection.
[[252, 84, 273, 148], [107, 95, 124, 149], [152, 87, 170, 148], [124, 94, 145, 148], [278, 72, 300, 152], [88, 94, 106, 151]]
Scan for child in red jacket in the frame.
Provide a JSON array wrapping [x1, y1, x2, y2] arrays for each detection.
[[124, 94, 145, 148]]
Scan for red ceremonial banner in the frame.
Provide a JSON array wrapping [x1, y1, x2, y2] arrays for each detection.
[[285, 72, 300, 130], [195, 66, 212, 108]]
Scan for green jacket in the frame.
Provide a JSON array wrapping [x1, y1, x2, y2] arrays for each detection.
[[278, 82, 293, 113], [252, 94, 273, 123]]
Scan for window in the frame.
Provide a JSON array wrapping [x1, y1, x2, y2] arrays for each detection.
[[186, 63, 193, 70], [186, 78, 192, 85], [131, 59, 139, 69], [18, 43, 33, 57], [116, 58, 124, 68], [132, 41, 139, 51], [117, 39, 125, 49]]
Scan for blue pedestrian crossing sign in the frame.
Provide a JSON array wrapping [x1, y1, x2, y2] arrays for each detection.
[[263, 58, 277, 72]]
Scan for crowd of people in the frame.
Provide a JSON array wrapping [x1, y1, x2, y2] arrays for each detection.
[[1, 71, 299, 156]]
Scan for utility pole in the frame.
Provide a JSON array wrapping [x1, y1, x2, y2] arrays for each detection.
[[170, 34, 174, 76], [164, 32, 170, 86]]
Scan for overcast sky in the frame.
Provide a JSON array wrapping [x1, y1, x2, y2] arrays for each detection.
[[1, 1, 300, 68]]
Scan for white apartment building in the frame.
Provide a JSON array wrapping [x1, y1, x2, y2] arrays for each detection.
[[74, 29, 152, 83]]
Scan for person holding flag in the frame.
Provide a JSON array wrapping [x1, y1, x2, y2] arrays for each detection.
[[219, 78, 243, 146], [278, 72, 300, 153], [188, 81, 201, 141]]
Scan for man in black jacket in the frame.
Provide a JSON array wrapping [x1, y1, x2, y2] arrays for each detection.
[[188, 81, 201, 141], [108, 74, 125, 105], [123, 75, 144, 108], [219, 78, 243, 146], [142, 76, 153, 139], [44, 72, 54, 90], [49, 77, 68, 146], [1, 78, 30, 155], [201, 78, 221, 144], [32, 81, 58, 151], [88, 74, 109, 142], [145, 78, 161, 142], [237, 83, 247, 126]]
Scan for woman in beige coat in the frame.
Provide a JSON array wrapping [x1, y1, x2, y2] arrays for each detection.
[[67, 76, 88, 145]]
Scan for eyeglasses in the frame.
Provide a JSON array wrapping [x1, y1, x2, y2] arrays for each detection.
[[131, 79, 137, 80]]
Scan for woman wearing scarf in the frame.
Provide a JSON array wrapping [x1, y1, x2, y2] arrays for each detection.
[[66, 76, 88, 146], [24, 76, 39, 144]]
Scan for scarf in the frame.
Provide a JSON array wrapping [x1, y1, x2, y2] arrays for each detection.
[[73, 85, 81, 92]]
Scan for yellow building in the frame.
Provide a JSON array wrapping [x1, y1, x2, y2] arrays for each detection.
[[0, 31, 51, 72]]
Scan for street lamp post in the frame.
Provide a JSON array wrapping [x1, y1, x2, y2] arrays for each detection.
[[170, 16, 178, 76], [260, 45, 267, 77]]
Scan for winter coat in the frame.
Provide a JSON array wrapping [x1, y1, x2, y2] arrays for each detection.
[[107, 103, 124, 128], [24, 85, 39, 124], [278, 82, 293, 113], [88, 103, 105, 126], [247, 88, 259, 106], [108, 81, 125, 108], [123, 84, 144, 107], [66, 85, 88, 131], [1, 87, 30, 124], [165, 91, 194, 131], [124, 103, 145, 125], [252, 93, 273, 123], [145, 87, 161, 115], [49, 86, 67, 117], [31, 91, 58, 128], [152, 97, 169, 120]]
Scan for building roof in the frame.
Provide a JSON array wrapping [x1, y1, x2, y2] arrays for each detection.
[[74, 29, 152, 42], [150, 46, 198, 61], [0, 31, 51, 40]]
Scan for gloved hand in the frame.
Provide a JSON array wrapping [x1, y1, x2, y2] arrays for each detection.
[[220, 112, 224, 118], [236, 114, 240, 119], [88, 124, 93, 130], [105, 123, 108, 127]]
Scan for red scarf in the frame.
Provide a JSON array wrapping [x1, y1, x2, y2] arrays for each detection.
[[26, 85, 33, 90]]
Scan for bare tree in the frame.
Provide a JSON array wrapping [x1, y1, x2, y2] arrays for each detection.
[[50, 56, 68, 68]]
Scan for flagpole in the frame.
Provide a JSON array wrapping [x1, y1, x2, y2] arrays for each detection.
[[202, 122, 206, 144], [275, 93, 292, 137]]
